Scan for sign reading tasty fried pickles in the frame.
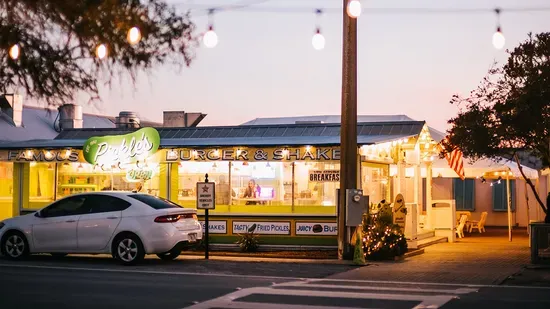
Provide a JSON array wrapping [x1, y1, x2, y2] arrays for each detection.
[[83, 127, 160, 166]]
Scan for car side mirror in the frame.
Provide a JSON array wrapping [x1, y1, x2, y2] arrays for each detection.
[[34, 211, 42, 218]]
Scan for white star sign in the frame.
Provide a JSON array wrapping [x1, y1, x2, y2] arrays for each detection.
[[196, 182, 215, 210]]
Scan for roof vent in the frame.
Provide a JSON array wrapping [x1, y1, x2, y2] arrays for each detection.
[[116, 111, 140, 128], [58, 103, 83, 130], [0, 94, 23, 127], [163, 111, 206, 127]]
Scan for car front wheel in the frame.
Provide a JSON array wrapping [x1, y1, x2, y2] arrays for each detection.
[[113, 234, 145, 266], [1, 231, 29, 260]]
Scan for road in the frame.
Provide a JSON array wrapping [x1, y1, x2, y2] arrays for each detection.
[[1, 255, 550, 309]]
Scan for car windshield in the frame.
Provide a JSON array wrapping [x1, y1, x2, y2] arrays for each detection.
[[129, 194, 183, 209]]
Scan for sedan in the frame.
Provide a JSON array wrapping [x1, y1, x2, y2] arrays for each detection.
[[0, 192, 202, 265]]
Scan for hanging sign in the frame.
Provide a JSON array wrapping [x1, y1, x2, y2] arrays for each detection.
[[309, 170, 340, 182], [83, 127, 160, 166], [125, 168, 154, 182], [196, 182, 215, 209]]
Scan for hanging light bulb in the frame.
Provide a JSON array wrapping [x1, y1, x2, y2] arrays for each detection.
[[312, 29, 325, 50], [96, 44, 108, 59], [8, 44, 19, 60], [127, 27, 142, 45], [203, 8, 218, 48], [347, 0, 362, 18], [492, 8, 505, 50], [493, 27, 505, 50], [312, 9, 325, 50], [203, 26, 218, 48]]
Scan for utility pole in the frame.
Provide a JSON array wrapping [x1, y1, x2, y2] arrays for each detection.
[[338, 0, 358, 260]]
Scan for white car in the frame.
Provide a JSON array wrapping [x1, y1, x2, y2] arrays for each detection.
[[0, 192, 202, 265]]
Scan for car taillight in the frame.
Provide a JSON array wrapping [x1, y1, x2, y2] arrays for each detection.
[[154, 213, 197, 223]]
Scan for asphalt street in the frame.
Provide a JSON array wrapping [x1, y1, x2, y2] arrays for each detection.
[[1, 255, 550, 309]]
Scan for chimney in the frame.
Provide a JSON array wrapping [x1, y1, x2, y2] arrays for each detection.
[[58, 104, 83, 129], [0, 94, 23, 127], [116, 111, 141, 128], [163, 111, 206, 127]]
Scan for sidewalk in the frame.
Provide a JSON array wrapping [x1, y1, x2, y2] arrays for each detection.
[[328, 228, 534, 285]]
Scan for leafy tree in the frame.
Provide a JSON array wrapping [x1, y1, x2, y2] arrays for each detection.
[[443, 32, 550, 221], [0, 0, 197, 106]]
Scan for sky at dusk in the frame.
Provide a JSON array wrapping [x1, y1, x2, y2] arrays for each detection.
[[71, 0, 550, 131]]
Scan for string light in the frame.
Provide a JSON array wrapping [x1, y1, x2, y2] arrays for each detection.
[[203, 9, 218, 48], [492, 8, 505, 50], [312, 9, 325, 50], [96, 44, 108, 59], [347, 0, 362, 18], [8, 44, 19, 60], [127, 27, 142, 45]]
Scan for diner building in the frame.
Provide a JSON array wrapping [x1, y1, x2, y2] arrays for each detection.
[[1, 99, 547, 247]]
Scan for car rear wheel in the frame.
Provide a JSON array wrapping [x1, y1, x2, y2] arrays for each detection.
[[1, 231, 29, 260], [157, 249, 181, 261], [113, 233, 145, 266]]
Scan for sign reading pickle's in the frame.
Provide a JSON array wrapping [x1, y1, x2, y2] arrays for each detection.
[[83, 127, 160, 166]]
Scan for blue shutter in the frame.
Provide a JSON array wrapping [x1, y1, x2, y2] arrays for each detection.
[[464, 179, 475, 211], [492, 179, 516, 211], [453, 178, 465, 210]]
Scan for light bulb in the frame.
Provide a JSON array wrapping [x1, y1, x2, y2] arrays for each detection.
[[347, 0, 361, 18], [96, 44, 107, 59], [492, 28, 505, 50], [9, 44, 19, 60], [312, 30, 325, 50], [203, 26, 218, 48], [127, 27, 142, 45]]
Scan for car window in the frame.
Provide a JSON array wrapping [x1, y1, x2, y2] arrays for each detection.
[[128, 194, 183, 209], [42, 196, 89, 217], [85, 195, 131, 214]]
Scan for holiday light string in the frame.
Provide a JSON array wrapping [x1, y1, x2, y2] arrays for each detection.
[[179, 1, 550, 50]]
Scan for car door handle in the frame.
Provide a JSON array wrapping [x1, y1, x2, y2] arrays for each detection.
[[66, 220, 76, 223], [107, 217, 119, 220]]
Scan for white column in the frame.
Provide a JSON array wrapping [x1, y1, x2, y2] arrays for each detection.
[[396, 161, 406, 197], [425, 161, 433, 230]]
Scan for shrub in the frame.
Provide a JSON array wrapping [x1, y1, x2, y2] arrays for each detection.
[[236, 224, 260, 252]]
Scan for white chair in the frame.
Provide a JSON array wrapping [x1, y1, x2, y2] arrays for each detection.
[[469, 212, 488, 233], [455, 214, 468, 238]]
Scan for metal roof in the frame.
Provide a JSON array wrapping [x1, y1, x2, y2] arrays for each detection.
[[241, 115, 447, 142], [0, 121, 425, 149], [0, 105, 162, 142]]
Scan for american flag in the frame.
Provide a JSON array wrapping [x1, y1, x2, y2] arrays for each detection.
[[438, 143, 465, 180]]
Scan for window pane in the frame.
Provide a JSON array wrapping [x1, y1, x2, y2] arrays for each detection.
[[43, 195, 87, 217], [0, 163, 14, 220], [28, 162, 55, 210], [129, 194, 183, 209], [86, 195, 131, 213], [177, 161, 231, 208], [361, 163, 389, 205], [231, 161, 293, 208], [294, 162, 339, 215], [57, 162, 162, 199]]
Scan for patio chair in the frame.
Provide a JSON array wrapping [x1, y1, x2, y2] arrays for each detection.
[[455, 214, 468, 238], [468, 211, 488, 233]]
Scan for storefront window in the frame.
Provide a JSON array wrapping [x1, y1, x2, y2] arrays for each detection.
[[294, 162, 339, 214], [57, 162, 161, 199], [28, 162, 56, 209], [361, 162, 389, 205], [0, 162, 14, 219], [231, 161, 293, 207], [177, 161, 230, 207]]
